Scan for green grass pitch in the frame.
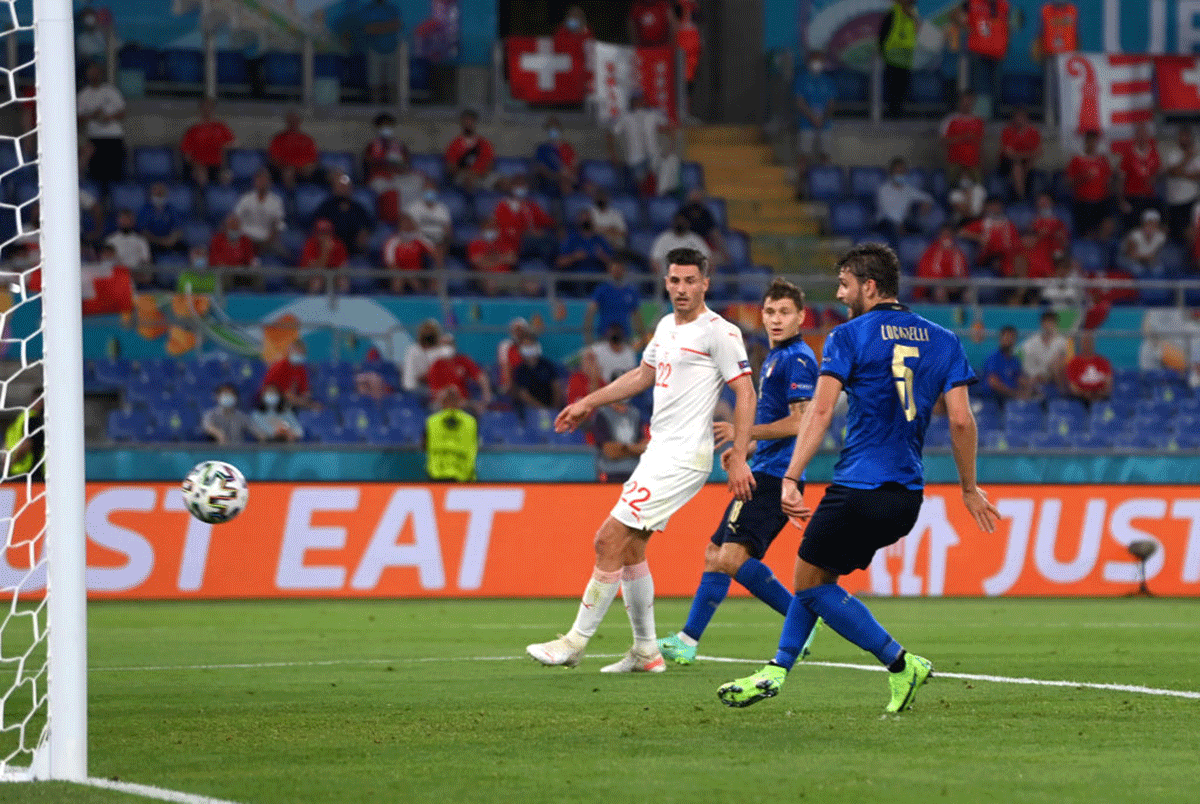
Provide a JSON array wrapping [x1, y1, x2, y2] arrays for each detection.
[[2, 597, 1199, 804]]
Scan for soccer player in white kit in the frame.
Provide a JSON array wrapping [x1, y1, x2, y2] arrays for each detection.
[[527, 247, 757, 672]]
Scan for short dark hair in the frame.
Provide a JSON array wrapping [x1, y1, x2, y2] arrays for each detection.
[[665, 247, 709, 276], [1040, 310, 1058, 323], [1000, 324, 1017, 336], [373, 112, 396, 127], [889, 156, 907, 171], [836, 242, 900, 299], [763, 277, 805, 310]]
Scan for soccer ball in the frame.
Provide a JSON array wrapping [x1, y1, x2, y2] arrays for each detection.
[[181, 460, 249, 524]]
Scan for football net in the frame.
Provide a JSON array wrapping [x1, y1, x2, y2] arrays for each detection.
[[0, 0, 87, 784]]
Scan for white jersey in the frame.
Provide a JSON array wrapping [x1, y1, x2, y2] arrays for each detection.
[[640, 309, 750, 472]]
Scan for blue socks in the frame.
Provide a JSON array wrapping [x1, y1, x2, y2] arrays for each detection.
[[681, 572, 731, 641], [733, 558, 793, 616], [774, 583, 901, 670]]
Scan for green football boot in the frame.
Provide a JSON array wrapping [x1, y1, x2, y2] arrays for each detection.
[[886, 653, 933, 713], [717, 663, 787, 708], [657, 633, 698, 665]]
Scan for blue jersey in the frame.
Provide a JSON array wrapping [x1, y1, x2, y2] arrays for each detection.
[[821, 303, 975, 490], [980, 348, 1021, 400], [751, 336, 818, 477]]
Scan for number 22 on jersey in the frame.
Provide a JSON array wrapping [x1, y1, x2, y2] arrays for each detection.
[[891, 344, 919, 421], [655, 361, 672, 388]]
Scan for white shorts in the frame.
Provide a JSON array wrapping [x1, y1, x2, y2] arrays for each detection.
[[609, 458, 709, 533]]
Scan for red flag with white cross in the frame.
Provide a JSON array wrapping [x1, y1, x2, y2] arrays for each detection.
[[1155, 56, 1200, 112], [505, 36, 588, 104]]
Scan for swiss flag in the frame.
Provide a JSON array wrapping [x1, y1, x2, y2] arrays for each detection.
[[635, 45, 678, 124], [505, 36, 588, 104], [1155, 56, 1200, 112]]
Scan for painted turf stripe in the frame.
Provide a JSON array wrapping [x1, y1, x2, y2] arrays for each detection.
[[91, 654, 1200, 701], [83, 777, 242, 804]]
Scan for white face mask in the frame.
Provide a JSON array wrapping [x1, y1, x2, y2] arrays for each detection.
[[566, 17, 582, 31], [519, 344, 541, 359], [379, 126, 394, 138], [483, 229, 498, 242], [809, 61, 823, 74], [423, 189, 438, 203], [151, 195, 166, 207], [288, 352, 305, 365], [218, 392, 236, 408], [512, 185, 528, 199], [263, 391, 280, 407]]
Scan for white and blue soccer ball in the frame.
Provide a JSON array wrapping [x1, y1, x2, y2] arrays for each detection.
[[181, 460, 249, 524]]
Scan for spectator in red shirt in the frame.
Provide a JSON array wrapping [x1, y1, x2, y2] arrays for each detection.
[[445, 109, 495, 192], [1113, 121, 1161, 230], [180, 97, 235, 187], [998, 106, 1041, 201], [262, 340, 317, 410], [208, 214, 260, 288], [426, 335, 492, 415], [383, 213, 440, 294], [915, 225, 969, 302], [268, 110, 321, 190], [1032, 191, 1069, 251], [555, 5, 593, 50], [960, 197, 1020, 273], [940, 92, 985, 181], [1067, 129, 1114, 238], [1006, 229, 1055, 305], [468, 218, 519, 296], [363, 112, 422, 224], [567, 346, 607, 406], [534, 116, 579, 198], [299, 218, 349, 294], [1065, 331, 1113, 404], [628, 0, 676, 47], [494, 175, 557, 259]]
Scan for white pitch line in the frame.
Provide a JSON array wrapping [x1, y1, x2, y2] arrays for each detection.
[[90, 654, 1200, 701], [83, 776, 241, 804]]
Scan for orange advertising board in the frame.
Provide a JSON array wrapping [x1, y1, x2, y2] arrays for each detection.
[[5, 483, 1200, 598]]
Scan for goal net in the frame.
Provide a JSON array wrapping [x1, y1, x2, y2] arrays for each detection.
[[0, 0, 87, 783]]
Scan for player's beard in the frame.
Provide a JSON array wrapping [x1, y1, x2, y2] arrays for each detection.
[[844, 287, 866, 318]]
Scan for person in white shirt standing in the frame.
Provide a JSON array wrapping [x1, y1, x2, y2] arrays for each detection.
[[76, 62, 126, 192], [607, 91, 673, 192], [527, 246, 757, 673], [1162, 126, 1200, 244], [234, 168, 288, 260]]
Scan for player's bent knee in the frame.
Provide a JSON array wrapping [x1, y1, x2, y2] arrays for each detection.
[[702, 542, 722, 572], [715, 544, 750, 576]]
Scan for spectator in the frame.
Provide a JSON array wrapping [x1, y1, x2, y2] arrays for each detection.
[[445, 109, 496, 192], [980, 324, 1031, 407], [914, 225, 969, 302], [998, 106, 1041, 201], [1163, 125, 1200, 244], [363, 112, 421, 224], [137, 182, 184, 258], [588, 188, 628, 248], [234, 168, 288, 259], [607, 91, 672, 196], [960, 196, 1020, 273], [877, 0, 919, 119], [402, 319, 451, 396], [584, 258, 644, 344], [940, 92, 985, 182], [678, 187, 728, 263], [958, 0, 1010, 117], [949, 173, 986, 224], [1067, 129, 1114, 239], [208, 214, 260, 288], [1042, 252, 1087, 311], [1113, 121, 1161, 230], [628, 0, 676, 47], [406, 178, 453, 249], [511, 335, 564, 411], [494, 174, 557, 260], [105, 209, 151, 284], [298, 219, 349, 294], [1032, 191, 1069, 252], [349, 0, 402, 103], [793, 48, 836, 194], [423, 385, 479, 482], [1039, 0, 1077, 60], [590, 324, 638, 382], [875, 156, 934, 241], [262, 341, 317, 410], [1006, 229, 1055, 306], [252, 383, 304, 442], [426, 334, 492, 415], [557, 212, 614, 287], [1019, 309, 1070, 393], [268, 110, 321, 190], [80, 185, 107, 248], [534, 116, 579, 197], [74, 8, 107, 70], [3, 387, 43, 480], [179, 97, 235, 188], [1065, 331, 1113, 405], [313, 169, 374, 255], [555, 5, 593, 49], [591, 399, 648, 482], [383, 212, 440, 294], [202, 384, 264, 444], [1120, 209, 1167, 278], [468, 218, 519, 295], [568, 347, 606, 405], [76, 62, 126, 192], [650, 212, 709, 274]]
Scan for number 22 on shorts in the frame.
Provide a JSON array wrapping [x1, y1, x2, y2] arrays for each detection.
[[621, 479, 652, 511]]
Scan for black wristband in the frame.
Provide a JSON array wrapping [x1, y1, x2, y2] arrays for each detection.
[[782, 476, 800, 485]]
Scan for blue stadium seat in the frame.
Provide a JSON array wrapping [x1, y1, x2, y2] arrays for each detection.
[[228, 149, 266, 185], [1005, 202, 1035, 233], [107, 407, 151, 442], [547, 428, 587, 447], [216, 51, 250, 92], [611, 193, 644, 229], [204, 184, 240, 224], [493, 156, 531, 182], [580, 159, 624, 193], [261, 52, 303, 95], [341, 403, 385, 437], [294, 185, 328, 225], [320, 151, 357, 182], [829, 68, 869, 108], [110, 182, 147, 213], [150, 404, 201, 442], [410, 153, 446, 187], [1000, 73, 1043, 110], [828, 199, 871, 238], [161, 48, 203, 90], [1027, 431, 1071, 449], [896, 234, 929, 274], [1075, 431, 1113, 449], [1070, 239, 1107, 273], [704, 198, 728, 231], [352, 188, 377, 221], [437, 189, 472, 225], [165, 182, 196, 218], [562, 192, 592, 224], [629, 228, 656, 258], [725, 231, 751, 266], [181, 220, 213, 249], [278, 228, 306, 262], [134, 147, 175, 182], [681, 161, 705, 192], [807, 165, 845, 202], [737, 272, 771, 301], [1160, 242, 1187, 278], [849, 166, 887, 201], [474, 190, 503, 223], [1112, 431, 1167, 450], [646, 196, 680, 230], [368, 225, 396, 259], [906, 70, 946, 108]]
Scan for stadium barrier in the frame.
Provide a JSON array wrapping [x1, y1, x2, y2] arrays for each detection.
[[6, 482, 1200, 599]]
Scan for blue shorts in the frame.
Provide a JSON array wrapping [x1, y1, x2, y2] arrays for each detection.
[[798, 482, 923, 575], [709, 472, 797, 560]]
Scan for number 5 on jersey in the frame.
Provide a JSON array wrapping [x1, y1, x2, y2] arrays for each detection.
[[891, 344, 919, 421]]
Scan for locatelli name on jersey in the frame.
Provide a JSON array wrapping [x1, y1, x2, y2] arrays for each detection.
[[879, 324, 930, 342]]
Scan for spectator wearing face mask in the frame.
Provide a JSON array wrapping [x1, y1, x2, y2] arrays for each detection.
[[949, 173, 987, 225], [208, 214, 260, 288], [589, 325, 638, 382], [584, 260, 644, 345], [406, 178, 453, 250], [313, 170, 374, 255], [234, 169, 288, 260], [568, 347, 606, 406], [202, 383, 265, 445], [960, 196, 1021, 274], [180, 97, 235, 188], [793, 49, 836, 196], [364, 112, 421, 224], [426, 334, 492, 415], [445, 109, 496, 192], [137, 182, 184, 258], [555, 4, 592, 49], [262, 341, 318, 410], [298, 219, 350, 294], [534, 116, 579, 198], [650, 212, 709, 275], [105, 208, 152, 286], [1032, 192, 1068, 252], [383, 212, 441, 294], [875, 156, 934, 241], [252, 383, 304, 442], [914, 225, 969, 302], [494, 174, 557, 260], [403, 319, 452, 396], [468, 217, 519, 295], [557, 212, 614, 294], [511, 334, 564, 411], [587, 189, 628, 249]]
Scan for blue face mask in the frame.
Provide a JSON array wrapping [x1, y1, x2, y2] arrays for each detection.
[[423, 190, 438, 203], [547, 128, 561, 141]]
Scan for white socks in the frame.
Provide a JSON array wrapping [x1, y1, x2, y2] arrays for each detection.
[[621, 561, 658, 654], [567, 567, 622, 644]]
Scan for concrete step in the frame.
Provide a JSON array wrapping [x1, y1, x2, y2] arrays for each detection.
[[686, 125, 763, 146], [687, 144, 775, 166], [732, 221, 823, 237], [702, 164, 791, 184], [707, 183, 796, 202]]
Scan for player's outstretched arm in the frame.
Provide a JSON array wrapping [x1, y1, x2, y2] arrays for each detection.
[[724, 374, 757, 501], [944, 385, 1000, 533], [554, 362, 655, 432], [780, 375, 840, 520]]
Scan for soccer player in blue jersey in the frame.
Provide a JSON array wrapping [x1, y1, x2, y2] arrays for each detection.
[[718, 242, 1000, 712], [658, 278, 823, 665]]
